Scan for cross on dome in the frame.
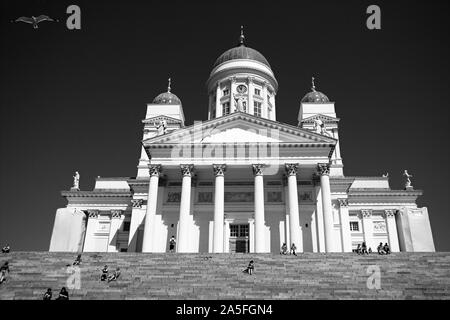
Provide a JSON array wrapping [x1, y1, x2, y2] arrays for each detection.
[[312, 76, 316, 92], [167, 77, 171, 93], [238, 25, 245, 46]]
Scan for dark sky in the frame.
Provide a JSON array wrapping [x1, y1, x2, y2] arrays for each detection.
[[1, 0, 449, 251]]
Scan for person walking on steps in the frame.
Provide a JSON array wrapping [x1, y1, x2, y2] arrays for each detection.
[[290, 243, 297, 256], [169, 236, 176, 253]]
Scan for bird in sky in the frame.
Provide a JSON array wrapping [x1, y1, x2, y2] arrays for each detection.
[[14, 15, 55, 29]]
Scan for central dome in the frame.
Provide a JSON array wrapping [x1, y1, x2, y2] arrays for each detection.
[[212, 27, 271, 69], [213, 45, 271, 69]]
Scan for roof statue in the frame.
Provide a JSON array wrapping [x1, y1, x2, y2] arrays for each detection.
[[72, 171, 80, 190], [403, 170, 413, 189]]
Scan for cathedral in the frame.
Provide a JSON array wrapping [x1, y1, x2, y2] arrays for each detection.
[[49, 29, 435, 254]]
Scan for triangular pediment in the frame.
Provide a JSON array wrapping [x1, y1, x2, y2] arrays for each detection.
[[301, 114, 340, 124], [142, 115, 183, 125], [143, 112, 336, 146]]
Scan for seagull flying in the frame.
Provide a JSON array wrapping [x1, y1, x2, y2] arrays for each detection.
[[15, 15, 55, 29]]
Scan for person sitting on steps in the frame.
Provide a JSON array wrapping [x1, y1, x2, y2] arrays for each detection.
[[377, 242, 386, 255], [56, 287, 69, 300], [169, 236, 176, 253], [368, 247, 372, 254], [107, 267, 121, 282], [100, 265, 109, 281], [290, 243, 297, 256], [2, 244, 10, 254], [0, 261, 10, 284], [243, 260, 254, 275], [280, 243, 288, 255], [383, 243, 391, 255], [356, 244, 362, 254], [43, 288, 52, 300], [73, 254, 82, 265], [361, 242, 369, 255]]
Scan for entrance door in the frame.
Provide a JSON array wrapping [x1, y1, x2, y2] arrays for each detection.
[[229, 224, 249, 253]]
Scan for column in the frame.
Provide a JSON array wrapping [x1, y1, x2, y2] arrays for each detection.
[[177, 164, 194, 252], [213, 164, 226, 253], [108, 210, 123, 252], [127, 199, 145, 252], [230, 77, 236, 113], [385, 209, 400, 252], [285, 164, 301, 251], [83, 210, 99, 252], [337, 199, 352, 252], [215, 82, 221, 118], [249, 220, 255, 253], [262, 82, 268, 118], [318, 163, 334, 252], [252, 164, 266, 253], [223, 219, 229, 253], [313, 175, 325, 252], [248, 77, 254, 115], [142, 164, 162, 252], [361, 209, 374, 251]]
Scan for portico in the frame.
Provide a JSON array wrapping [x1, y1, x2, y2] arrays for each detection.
[[139, 153, 335, 254]]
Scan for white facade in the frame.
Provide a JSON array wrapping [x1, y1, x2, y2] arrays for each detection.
[[49, 31, 435, 254]]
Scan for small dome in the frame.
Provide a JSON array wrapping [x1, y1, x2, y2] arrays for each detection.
[[152, 78, 182, 105], [152, 92, 182, 105], [301, 77, 330, 103], [301, 91, 329, 103]]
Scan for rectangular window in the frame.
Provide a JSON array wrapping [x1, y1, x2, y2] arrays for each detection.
[[349, 221, 359, 231], [239, 225, 249, 237], [223, 89, 229, 96], [222, 102, 230, 115], [123, 221, 131, 232], [230, 225, 239, 237], [254, 101, 262, 117], [254, 88, 261, 96]]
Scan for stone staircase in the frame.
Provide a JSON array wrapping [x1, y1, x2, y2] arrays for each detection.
[[1, 252, 450, 300]]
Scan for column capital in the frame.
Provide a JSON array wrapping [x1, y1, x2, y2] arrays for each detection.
[[148, 164, 162, 177], [384, 209, 396, 218], [213, 164, 227, 177], [111, 210, 122, 218], [285, 163, 299, 176], [317, 163, 330, 176], [360, 209, 372, 218], [230, 76, 237, 83], [252, 164, 265, 176], [131, 199, 144, 208], [248, 76, 255, 84], [338, 199, 348, 207], [180, 164, 194, 177], [87, 210, 99, 218]]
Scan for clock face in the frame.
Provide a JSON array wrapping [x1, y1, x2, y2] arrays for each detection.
[[237, 84, 247, 94]]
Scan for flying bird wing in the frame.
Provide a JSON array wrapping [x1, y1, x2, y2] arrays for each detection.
[[36, 15, 54, 23], [15, 16, 34, 24]]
